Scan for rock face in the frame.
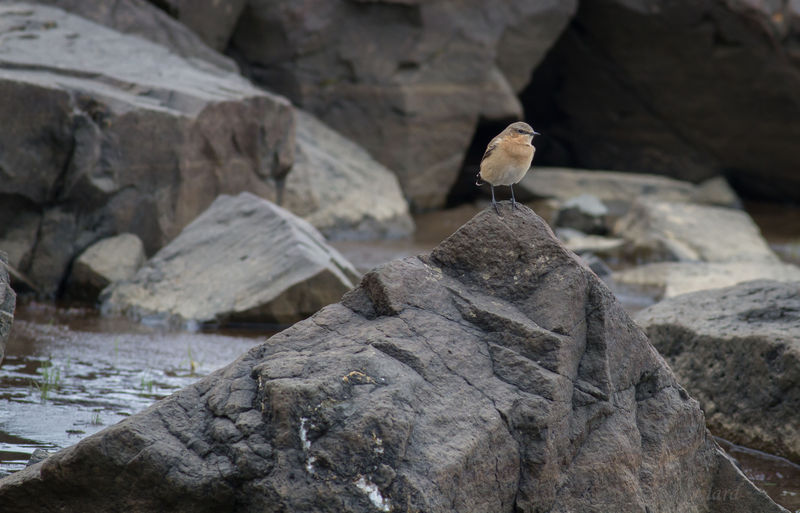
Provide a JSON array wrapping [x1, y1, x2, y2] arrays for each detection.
[[153, 0, 247, 51], [0, 251, 16, 366], [0, 3, 294, 296], [101, 193, 359, 327], [0, 204, 784, 512], [284, 110, 414, 240], [525, 0, 800, 202], [614, 200, 778, 264], [636, 280, 800, 463], [230, 1, 577, 209], [65, 234, 146, 301], [36, 0, 238, 71]]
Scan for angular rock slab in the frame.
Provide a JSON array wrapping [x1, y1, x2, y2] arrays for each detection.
[[35, 0, 237, 71], [0, 251, 16, 365], [65, 233, 146, 301], [1, 204, 784, 512], [636, 280, 800, 463], [284, 110, 414, 240], [101, 193, 359, 327], [614, 200, 778, 264], [0, 3, 294, 295]]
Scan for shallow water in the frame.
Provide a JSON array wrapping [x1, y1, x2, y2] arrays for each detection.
[[1, 200, 798, 510], [0, 302, 266, 476]]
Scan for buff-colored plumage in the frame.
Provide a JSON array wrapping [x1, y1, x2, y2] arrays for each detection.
[[476, 121, 539, 213]]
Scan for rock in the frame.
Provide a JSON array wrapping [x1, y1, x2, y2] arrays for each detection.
[[0, 3, 294, 296], [0, 203, 784, 512], [151, 0, 247, 52], [691, 176, 742, 208], [614, 200, 778, 264], [26, 449, 50, 467], [517, 167, 738, 217], [65, 234, 146, 301], [36, 0, 238, 71], [101, 193, 359, 328], [554, 194, 609, 234], [524, 0, 800, 203], [557, 228, 626, 260], [0, 251, 16, 366], [230, 1, 577, 210], [612, 261, 800, 300], [636, 280, 800, 463], [283, 110, 414, 240]]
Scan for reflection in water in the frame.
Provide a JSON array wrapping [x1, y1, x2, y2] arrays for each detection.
[[0, 302, 266, 476]]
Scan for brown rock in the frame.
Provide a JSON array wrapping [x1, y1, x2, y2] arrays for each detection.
[[152, 0, 247, 52]]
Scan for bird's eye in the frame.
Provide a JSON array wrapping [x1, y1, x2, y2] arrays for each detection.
[[516, 129, 526, 134]]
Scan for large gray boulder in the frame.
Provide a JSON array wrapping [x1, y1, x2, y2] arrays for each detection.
[[0, 204, 784, 512], [284, 110, 414, 240], [35, 0, 238, 71], [525, 0, 800, 202], [0, 3, 294, 296], [65, 233, 146, 301], [101, 193, 359, 327], [614, 200, 778, 264], [636, 280, 800, 463], [151, 0, 247, 52], [230, 0, 577, 210], [0, 251, 15, 366]]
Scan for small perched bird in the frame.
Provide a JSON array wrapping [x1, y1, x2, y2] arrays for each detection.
[[476, 121, 540, 214]]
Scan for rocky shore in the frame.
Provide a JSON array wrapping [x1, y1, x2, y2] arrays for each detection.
[[0, 207, 786, 512], [0, 1, 798, 511]]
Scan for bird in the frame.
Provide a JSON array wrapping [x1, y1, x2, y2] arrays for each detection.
[[475, 121, 540, 214]]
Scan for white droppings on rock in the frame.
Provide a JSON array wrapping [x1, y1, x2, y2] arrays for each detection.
[[299, 417, 315, 473], [355, 475, 391, 512]]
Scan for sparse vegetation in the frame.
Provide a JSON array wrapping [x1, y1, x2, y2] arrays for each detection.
[[30, 358, 63, 402]]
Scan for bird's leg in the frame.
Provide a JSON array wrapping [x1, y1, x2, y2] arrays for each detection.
[[510, 184, 518, 210], [491, 185, 500, 214]]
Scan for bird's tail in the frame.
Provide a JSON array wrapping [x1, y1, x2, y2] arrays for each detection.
[[475, 172, 483, 186]]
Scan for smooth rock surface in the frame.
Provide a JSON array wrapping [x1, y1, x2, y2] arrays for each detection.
[[36, 0, 238, 71], [65, 234, 146, 301], [0, 204, 784, 512], [554, 194, 608, 234], [230, 0, 577, 209], [101, 193, 359, 327], [524, 0, 800, 202], [283, 110, 414, 240], [613, 261, 800, 300], [153, 0, 247, 51], [517, 168, 737, 217], [0, 251, 15, 366], [614, 200, 778, 264], [636, 280, 800, 463], [0, 3, 294, 295]]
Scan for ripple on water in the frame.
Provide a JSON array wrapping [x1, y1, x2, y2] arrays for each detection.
[[0, 302, 269, 476]]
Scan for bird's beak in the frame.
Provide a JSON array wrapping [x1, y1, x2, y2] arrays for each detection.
[[532, 131, 541, 136]]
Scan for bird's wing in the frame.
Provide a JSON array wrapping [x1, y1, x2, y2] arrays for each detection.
[[481, 135, 501, 164]]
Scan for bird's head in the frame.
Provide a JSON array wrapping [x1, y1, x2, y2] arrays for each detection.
[[505, 121, 540, 144]]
